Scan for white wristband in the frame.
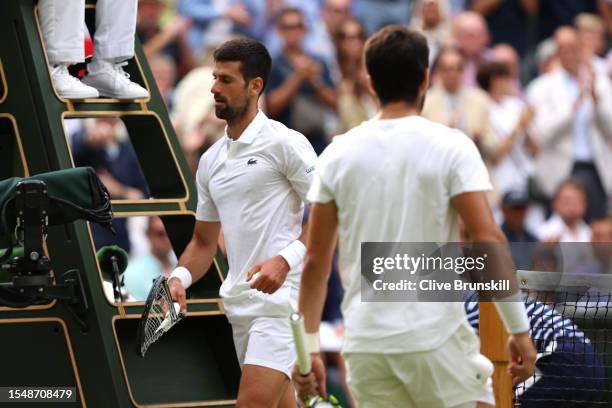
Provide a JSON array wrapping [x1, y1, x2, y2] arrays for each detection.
[[169, 266, 193, 290], [494, 292, 530, 334], [304, 332, 320, 354], [278, 240, 306, 270]]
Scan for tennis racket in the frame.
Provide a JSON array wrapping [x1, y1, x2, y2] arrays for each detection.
[[290, 312, 341, 408], [136, 276, 184, 357]]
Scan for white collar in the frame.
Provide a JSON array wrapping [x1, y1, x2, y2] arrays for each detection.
[[224, 110, 267, 145]]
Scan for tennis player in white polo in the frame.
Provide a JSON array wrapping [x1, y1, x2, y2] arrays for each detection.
[[292, 26, 537, 408], [168, 38, 316, 408]]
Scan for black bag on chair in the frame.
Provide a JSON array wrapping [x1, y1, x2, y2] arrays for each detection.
[[0, 167, 114, 262]]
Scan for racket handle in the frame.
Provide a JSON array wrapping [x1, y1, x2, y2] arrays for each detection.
[[290, 312, 311, 375]]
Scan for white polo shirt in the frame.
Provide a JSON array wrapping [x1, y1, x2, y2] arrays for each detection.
[[196, 111, 316, 319], [307, 115, 492, 354]]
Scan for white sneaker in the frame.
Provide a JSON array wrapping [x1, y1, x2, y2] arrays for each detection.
[[82, 61, 149, 99], [50, 65, 99, 99]]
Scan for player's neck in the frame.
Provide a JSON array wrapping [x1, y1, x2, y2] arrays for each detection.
[[379, 101, 420, 119], [227, 106, 258, 140]]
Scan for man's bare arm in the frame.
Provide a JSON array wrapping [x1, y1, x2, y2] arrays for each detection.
[[300, 201, 339, 333], [169, 220, 220, 310]]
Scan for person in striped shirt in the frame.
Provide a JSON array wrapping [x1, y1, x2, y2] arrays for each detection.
[[465, 292, 606, 408]]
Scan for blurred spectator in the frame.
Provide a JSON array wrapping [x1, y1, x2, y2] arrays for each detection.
[[266, 8, 337, 154], [490, 43, 523, 94], [306, 0, 352, 79], [335, 18, 376, 132], [452, 11, 492, 86], [575, 13, 608, 76], [172, 63, 225, 174], [422, 48, 498, 162], [537, 0, 599, 42], [410, 0, 452, 65], [469, 0, 537, 57], [39, 0, 148, 99], [123, 217, 177, 300], [477, 60, 537, 195], [590, 217, 612, 274], [538, 179, 591, 243], [177, 0, 250, 58], [149, 54, 177, 110], [352, 0, 412, 35], [499, 189, 538, 270], [533, 38, 558, 75], [137, 0, 196, 80], [526, 27, 612, 222], [71, 118, 150, 252]]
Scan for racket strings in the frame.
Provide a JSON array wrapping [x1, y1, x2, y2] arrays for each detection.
[[140, 280, 178, 356]]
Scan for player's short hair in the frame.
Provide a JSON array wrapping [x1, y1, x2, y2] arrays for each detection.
[[364, 25, 429, 105], [213, 38, 272, 93], [476, 60, 511, 91]]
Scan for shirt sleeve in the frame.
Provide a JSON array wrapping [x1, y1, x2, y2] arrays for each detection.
[[306, 145, 335, 204], [281, 131, 318, 201], [195, 161, 220, 222], [448, 132, 492, 198]]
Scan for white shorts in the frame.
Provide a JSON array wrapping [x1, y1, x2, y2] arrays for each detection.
[[229, 315, 296, 379], [344, 322, 495, 408]]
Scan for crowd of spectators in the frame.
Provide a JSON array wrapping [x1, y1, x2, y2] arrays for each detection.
[[65, 0, 612, 297]]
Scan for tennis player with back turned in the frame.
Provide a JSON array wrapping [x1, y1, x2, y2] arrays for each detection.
[[293, 26, 538, 408]]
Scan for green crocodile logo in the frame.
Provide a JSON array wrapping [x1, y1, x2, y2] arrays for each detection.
[[247, 158, 257, 166]]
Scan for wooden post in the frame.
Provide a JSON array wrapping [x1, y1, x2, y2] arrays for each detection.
[[480, 301, 514, 408]]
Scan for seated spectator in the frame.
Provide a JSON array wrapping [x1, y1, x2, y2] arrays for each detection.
[[39, 0, 148, 99], [452, 11, 492, 86], [538, 178, 591, 243], [266, 7, 337, 154], [526, 27, 612, 222], [422, 47, 498, 163], [123, 217, 176, 300], [477, 60, 538, 195], [137, 0, 196, 80], [334, 18, 375, 132], [469, 0, 537, 58], [465, 292, 606, 408], [499, 189, 538, 270], [70, 118, 150, 253]]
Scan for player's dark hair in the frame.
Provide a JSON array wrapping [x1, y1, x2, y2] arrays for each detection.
[[213, 38, 272, 93], [476, 61, 511, 91], [364, 25, 429, 105]]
